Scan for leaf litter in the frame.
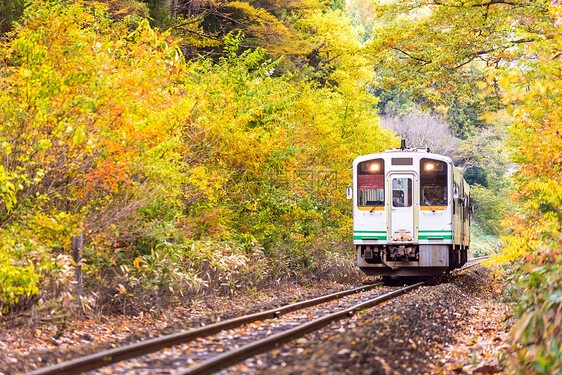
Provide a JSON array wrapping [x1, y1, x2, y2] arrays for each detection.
[[233, 265, 510, 375], [0, 280, 357, 374]]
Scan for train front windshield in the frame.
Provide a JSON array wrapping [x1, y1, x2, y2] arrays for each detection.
[[357, 159, 385, 207], [420, 158, 448, 206], [392, 177, 412, 207]]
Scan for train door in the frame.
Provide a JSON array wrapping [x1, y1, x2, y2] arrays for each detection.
[[389, 173, 415, 239]]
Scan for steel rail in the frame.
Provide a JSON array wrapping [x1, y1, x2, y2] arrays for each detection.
[[178, 282, 424, 375], [461, 255, 490, 270], [26, 282, 382, 375]]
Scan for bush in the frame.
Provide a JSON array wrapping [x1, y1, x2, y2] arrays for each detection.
[[0, 0, 394, 316], [470, 221, 502, 257]]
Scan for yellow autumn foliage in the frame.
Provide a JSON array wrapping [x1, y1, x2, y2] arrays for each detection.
[[0, 1, 396, 310]]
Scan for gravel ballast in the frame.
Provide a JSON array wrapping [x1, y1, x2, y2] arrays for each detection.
[[233, 265, 509, 374]]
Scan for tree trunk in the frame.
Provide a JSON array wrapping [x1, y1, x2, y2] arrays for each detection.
[[166, 0, 178, 18]]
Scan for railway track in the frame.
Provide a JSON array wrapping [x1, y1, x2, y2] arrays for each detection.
[[27, 257, 489, 375], [172, 283, 422, 375], [27, 282, 390, 375], [460, 255, 490, 270]]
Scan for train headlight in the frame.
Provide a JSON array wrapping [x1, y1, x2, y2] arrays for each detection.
[[370, 163, 381, 172], [424, 162, 435, 172]]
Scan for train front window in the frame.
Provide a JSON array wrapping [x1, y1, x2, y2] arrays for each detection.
[[392, 178, 412, 207], [357, 159, 384, 207], [420, 158, 448, 206]]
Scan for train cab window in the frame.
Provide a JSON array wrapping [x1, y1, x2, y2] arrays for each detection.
[[420, 158, 448, 206], [392, 178, 412, 207], [357, 159, 384, 207]]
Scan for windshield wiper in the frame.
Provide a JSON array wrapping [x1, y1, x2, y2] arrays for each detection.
[[424, 200, 436, 212]]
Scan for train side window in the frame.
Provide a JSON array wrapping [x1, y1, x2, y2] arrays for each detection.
[[392, 178, 412, 207], [420, 158, 448, 206], [357, 159, 385, 207]]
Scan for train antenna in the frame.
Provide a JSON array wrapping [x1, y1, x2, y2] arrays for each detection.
[[400, 139, 406, 150]]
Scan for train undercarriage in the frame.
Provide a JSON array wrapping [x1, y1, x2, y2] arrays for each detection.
[[357, 244, 468, 277]]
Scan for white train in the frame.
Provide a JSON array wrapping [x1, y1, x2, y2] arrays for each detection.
[[347, 143, 470, 277]]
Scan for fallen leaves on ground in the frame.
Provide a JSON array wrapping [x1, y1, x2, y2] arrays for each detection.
[[0, 280, 352, 375], [240, 265, 512, 375]]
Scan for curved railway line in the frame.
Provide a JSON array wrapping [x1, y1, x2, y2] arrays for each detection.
[[460, 255, 489, 270], [27, 256, 490, 375]]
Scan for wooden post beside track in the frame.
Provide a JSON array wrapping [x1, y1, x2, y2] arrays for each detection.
[[72, 232, 83, 314]]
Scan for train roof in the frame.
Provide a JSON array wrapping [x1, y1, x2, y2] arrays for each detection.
[[353, 148, 453, 166]]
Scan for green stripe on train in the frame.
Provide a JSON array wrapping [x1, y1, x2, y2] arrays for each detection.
[[354, 230, 452, 241], [419, 235, 453, 240], [353, 236, 387, 240]]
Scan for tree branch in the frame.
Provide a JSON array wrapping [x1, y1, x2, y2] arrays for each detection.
[[170, 13, 208, 29], [208, 9, 244, 25], [451, 38, 534, 69], [471, 0, 518, 7], [391, 47, 432, 64], [432, 0, 519, 7]]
